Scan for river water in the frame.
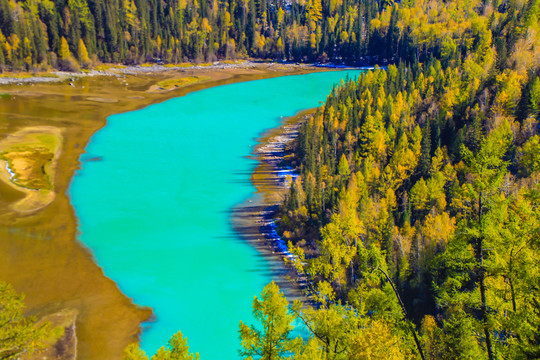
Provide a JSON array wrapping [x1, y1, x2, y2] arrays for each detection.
[[69, 70, 363, 358]]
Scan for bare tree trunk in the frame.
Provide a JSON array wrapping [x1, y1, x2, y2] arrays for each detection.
[[376, 267, 426, 360], [477, 195, 494, 360]]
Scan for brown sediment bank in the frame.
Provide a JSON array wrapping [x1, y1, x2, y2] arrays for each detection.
[[0, 62, 322, 360], [231, 108, 316, 303]]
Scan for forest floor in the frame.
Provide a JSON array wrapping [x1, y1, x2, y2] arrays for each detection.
[[0, 62, 322, 360]]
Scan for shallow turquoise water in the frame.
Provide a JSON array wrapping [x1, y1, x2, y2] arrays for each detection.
[[70, 70, 363, 358]]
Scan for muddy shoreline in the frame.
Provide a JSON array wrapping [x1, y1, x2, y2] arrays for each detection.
[[231, 109, 315, 303], [0, 61, 290, 85], [0, 63, 321, 360]]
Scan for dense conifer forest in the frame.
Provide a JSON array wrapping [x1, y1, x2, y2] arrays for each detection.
[[0, 0, 496, 70], [0, 0, 387, 70], [273, 0, 540, 358]]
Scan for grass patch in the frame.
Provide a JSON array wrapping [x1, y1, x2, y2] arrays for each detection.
[[8, 133, 59, 153], [35, 134, 60, 151], [93, 64, 126, 71], [0, 130, 61, 191], [0, 73, 31, 78], [156, 76, 211, 90], [0, 146, 54, 190], [164, 62, 204, 68], [162, 62, 216, 68], [0, 72, 58, 79], [221, 60, 245, 65], [94, 65, 111, 71], [0, 93, 11, 100]]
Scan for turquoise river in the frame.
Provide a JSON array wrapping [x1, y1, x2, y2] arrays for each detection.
[[69, 70, 364, 359]]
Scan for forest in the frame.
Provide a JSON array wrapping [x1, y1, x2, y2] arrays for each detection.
[[0, 0, 386, 70], [0, 0, 519, 70], [272, 0, 540, 357], [0, 0, 539, 358]]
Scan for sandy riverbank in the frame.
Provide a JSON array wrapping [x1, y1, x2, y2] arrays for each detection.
[[0, 62, 322, 360], [231, 109, 316, 303], [0, 61, 308, 85]]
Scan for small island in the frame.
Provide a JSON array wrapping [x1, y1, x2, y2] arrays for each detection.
[[0, 126, 62, 213]]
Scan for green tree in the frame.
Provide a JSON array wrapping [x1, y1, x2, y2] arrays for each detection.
[[0, 282, 50, 360], [124, 343, 149, 360], [294, 337, 324, 360], [292, 301, 360, 360], [153, 331, 199, 360], [521, 135, 540, 175], [78, 38, 90, 67], [440, 122, 513, 360], [337, 154, 350, 178], [59, 36, 71, 60], [349, 319, 406, 360], [239, 281, 296, 360], [529, 77, 540, 117], [439, 310, 483, 360], [123, 331, 198, 360]]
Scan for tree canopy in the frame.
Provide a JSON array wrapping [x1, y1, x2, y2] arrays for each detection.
[[0, 282, 51, 360]]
